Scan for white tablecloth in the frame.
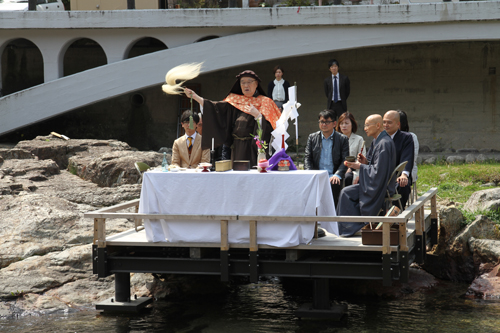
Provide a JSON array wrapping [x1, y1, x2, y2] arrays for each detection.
[[139, 169, 338, 247]]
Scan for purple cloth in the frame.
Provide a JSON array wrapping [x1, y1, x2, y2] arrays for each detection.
[[268, 148, 297, 171]]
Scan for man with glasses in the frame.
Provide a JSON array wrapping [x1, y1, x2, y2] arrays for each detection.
[[336, 114, 396, 237], [305, 109, 349, 208], [171, 110, 210, 169]]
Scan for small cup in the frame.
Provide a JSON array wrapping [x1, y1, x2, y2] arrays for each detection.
[[345, 156, 356, 162]]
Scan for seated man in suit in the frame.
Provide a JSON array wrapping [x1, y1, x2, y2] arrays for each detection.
[[305, 109, 349, 207], [171, 110, 210, 169], [383, 110, 415, 209], [337, 114, 396, 237]]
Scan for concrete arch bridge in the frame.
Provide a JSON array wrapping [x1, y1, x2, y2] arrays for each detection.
[[1, 3, 499, 150]]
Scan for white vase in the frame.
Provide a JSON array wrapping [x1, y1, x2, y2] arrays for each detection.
[[257, 152, 266, 172]]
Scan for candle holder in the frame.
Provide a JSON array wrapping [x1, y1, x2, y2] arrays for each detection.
[[210, 150, 216, 171], [199, 163, 212, 172]]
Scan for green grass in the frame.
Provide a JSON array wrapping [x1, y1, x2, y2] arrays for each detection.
[[418, 162, 500, 223]]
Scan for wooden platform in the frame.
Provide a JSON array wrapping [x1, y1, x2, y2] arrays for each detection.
[[87, 188, 438, 315]]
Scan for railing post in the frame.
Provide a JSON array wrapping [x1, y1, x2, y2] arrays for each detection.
[[430, 194, 438, 245], [382, 222, 392, 286], [249, 220, 259, 283]]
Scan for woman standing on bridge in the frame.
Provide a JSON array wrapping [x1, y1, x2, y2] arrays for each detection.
[[267, 65, 290, 111], [184, 70, 281, 167]]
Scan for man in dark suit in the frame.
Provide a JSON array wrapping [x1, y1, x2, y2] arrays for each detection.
[[324, 59, 350, 119], [383, 110, 415, 209], [305, 109, 350, 207]]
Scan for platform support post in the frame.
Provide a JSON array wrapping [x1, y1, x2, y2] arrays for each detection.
[[220, 220, 230, 281], [115, 272, 131, 302], [249, 220, 259, 283], [313, 278, 330, 310], [414, 207, 425, 264], [295, 278, 347, 319], [382, 222, 392, 286], [399, 221, 409, 283], [96, 272, 152, 312]]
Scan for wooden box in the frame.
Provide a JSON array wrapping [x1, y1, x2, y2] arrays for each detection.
[[215, 160, 232, 172], [233, 160, 250, 171], [361, 224, 399, 246]]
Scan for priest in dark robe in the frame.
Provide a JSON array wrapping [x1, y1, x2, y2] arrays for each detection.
[[336, 114, 396, 237], [184, 70, 281, 167]]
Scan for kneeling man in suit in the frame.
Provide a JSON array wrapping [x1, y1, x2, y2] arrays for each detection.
[[171, 110, 210, 169]]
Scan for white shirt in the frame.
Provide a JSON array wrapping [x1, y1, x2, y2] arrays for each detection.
[[272, 79, 285, 102], [331, 74, 341, 101]]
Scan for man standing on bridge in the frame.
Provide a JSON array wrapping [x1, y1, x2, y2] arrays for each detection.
[[324, 59, 350, 120]]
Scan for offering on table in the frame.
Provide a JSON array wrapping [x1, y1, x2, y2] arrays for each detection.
[[278, 159, 290, 171]]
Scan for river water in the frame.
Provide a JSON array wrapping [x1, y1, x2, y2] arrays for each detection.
[[2, 278, 500, 333]]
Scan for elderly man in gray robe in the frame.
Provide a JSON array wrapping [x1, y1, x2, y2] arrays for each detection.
[[336, 114, 396, 237]]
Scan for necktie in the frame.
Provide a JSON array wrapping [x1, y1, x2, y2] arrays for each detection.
[[333, 76, 338, 103], [188, 137, 193, 154]]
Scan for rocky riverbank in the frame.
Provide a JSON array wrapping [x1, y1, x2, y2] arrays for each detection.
[[1, 136, 499, 318]]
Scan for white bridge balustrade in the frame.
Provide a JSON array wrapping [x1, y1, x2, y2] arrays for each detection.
[[1, 4, 499, 136]]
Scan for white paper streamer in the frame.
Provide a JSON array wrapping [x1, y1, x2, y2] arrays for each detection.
[[271, 86, 301, 154]]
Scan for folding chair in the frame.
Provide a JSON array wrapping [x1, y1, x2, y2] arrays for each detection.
[[134, 162, 150, 184], [382, 161, 408, 213]]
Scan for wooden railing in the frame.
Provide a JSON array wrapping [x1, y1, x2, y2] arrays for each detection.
[[85, 187, 438, 254]]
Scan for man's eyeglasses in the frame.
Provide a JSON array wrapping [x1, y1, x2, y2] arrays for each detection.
[[318, 121, 333, 125], [241, 80, 256, 86]]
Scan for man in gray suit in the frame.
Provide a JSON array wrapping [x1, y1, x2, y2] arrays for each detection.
[[324, 59, 350, 119], [305, 109, 350, 207]]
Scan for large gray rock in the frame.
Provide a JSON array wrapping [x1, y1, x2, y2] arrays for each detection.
[[68, 150, 165, 187], [0, 148, 33, 160], [464, 188, 500, 213], [425, 210, 499, 283], [15, 136, 134, 169], [469, 237, 500, 264], [0, 194, 133, 269], [0, 137, 161, 316], [438, 207, 464, 245], [451, 215, 500, 253]]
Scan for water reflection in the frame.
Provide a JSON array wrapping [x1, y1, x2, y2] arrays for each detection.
[[2, 279, 500, 332]]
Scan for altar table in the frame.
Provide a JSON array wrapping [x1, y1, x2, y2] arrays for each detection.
[[139, 169, 338, 247]]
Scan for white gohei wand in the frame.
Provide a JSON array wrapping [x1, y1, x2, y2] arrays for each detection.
[[270, 85, 301, 154]]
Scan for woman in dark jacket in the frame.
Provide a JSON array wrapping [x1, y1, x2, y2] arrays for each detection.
[[267, 65, 290, 110]]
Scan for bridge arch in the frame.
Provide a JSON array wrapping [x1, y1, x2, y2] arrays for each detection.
[[1, 38, 44, 96], [126, 37, 168, 59], [63, 38, 107, 77]]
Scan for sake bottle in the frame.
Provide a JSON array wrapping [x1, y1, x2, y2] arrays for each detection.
[[162, 152, 169, 172]]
